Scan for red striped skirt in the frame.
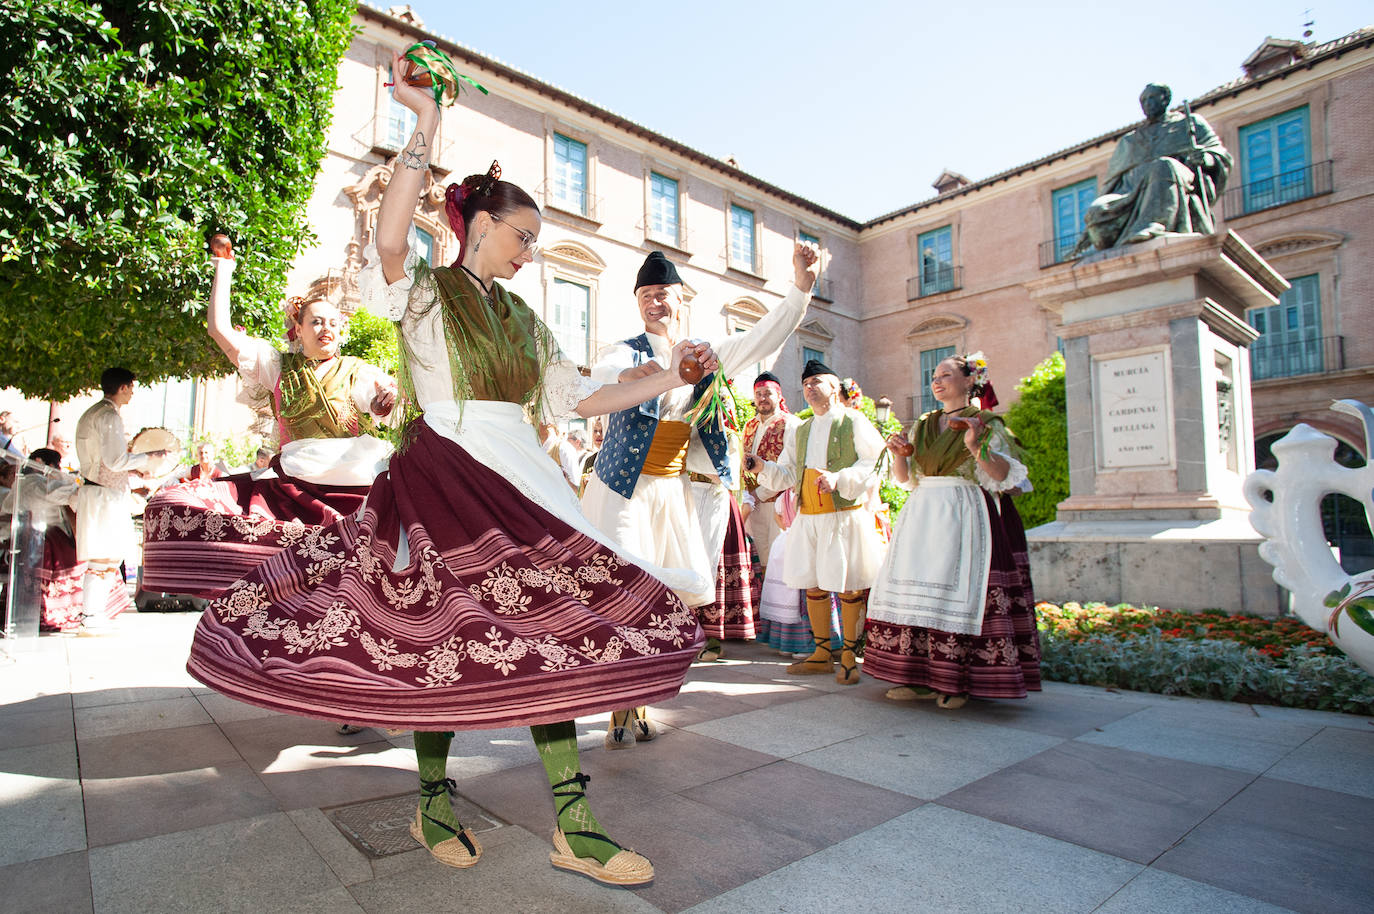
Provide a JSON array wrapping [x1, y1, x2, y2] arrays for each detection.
[[696, 496, 759, 641], [863, 491, 1041, 699], [187, 422, 703, 730], [141, 462, 366, 598]]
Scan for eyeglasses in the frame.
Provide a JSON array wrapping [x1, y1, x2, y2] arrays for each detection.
[[490, 213, 540, 254]]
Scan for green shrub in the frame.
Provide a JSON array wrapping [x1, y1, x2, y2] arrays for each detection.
[[341, 308, 399, 375], [1040, 629, 1374, 715], [1004, 353, 1067, 529]]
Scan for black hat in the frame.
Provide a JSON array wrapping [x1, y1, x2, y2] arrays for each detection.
[[801, 359, 836, 381], [753, 371, 782, 387], [634, 251, 682, 290]]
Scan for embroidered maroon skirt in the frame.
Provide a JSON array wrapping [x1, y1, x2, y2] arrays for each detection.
[[36, 527, 85, 633], [141, 461, 367, 599], [187, 422, 703, 730], [697, 496, 759, 641], [863, 491, 1042, 699]]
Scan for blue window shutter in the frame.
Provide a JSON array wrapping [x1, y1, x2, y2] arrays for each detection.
[[919, 345, 956, 414], [1240, 107, 1310, 212]]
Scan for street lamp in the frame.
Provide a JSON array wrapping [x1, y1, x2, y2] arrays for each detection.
[[875, 396, 892, 425]]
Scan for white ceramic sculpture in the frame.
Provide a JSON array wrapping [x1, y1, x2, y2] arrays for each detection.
[[1244, 400, 1374, 676]]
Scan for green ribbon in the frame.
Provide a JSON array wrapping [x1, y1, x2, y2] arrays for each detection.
[[403, 41, 489, 108]]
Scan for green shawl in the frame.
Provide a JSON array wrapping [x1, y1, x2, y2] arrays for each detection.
[[276, 353, 377, 442], [395, 261, 559, 428], [908, 406, 1019, 479]]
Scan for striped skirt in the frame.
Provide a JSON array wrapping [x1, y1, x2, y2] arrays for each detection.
[[863, 490, 1041, 699], [187, 419, 703, 730], [141, 464, 367, 599], [696, 496, 760, 641]]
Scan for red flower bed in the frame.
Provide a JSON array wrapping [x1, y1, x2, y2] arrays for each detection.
[[1036, 602, 1337, 661]]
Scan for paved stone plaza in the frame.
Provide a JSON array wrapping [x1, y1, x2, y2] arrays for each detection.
[[0, 611, 1370, 913]]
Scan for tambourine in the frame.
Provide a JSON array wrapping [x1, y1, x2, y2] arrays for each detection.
[[130, 427, 182, 478]]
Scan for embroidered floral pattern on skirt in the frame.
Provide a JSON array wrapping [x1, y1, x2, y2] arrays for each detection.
[[863, 491, 1041, 699], [188, 423, 703, 730]]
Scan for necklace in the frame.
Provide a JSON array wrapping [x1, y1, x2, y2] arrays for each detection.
[[941, 405, 969, 414], [461, 265, 493, 301]]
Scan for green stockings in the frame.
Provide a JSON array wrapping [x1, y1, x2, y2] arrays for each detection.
[[530, 721, 620, 864], [413, 731, 467, 849], [414, 723, 620, 866]]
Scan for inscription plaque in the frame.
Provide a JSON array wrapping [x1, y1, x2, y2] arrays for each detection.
[[1094, 350, 1173, 469]]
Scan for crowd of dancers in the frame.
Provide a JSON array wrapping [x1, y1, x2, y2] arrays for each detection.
[[1, 44, 1042, 889]]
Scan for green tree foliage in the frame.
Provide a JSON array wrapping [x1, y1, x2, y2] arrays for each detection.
[[0, 0, 356, 400], [340, 308, 399, 376], [1003, 352, 1067, 529]]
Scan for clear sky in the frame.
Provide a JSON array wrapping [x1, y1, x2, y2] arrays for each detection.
[[394, 1, 1370, 222]]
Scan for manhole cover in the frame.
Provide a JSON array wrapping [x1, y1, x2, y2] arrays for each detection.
[[324, 791, 505, 859]]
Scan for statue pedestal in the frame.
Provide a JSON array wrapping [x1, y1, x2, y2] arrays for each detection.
[[1024, 231, 1289, 614]]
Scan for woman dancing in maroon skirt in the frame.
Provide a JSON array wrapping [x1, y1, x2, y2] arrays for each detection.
[[188, 49, 716, 887], [863, 354, 1041, 708], [141, 242, 398, 599]]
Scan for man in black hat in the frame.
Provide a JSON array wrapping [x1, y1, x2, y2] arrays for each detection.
[[745, 358, 887, 686], [582, 242, 819, 747]]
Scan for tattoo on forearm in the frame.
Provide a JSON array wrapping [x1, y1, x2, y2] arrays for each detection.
[[400, 130, 429, 170]]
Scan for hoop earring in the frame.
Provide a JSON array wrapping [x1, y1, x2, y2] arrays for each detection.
[[474, 231, 486, 254]]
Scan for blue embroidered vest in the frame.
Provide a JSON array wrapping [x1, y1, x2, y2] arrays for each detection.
[[593, 334, 733, 498]]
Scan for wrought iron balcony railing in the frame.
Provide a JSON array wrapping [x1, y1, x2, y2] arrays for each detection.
[[1039, 237, 1084, 268], [906, 265, 963, 300], [1250, 334, 1344, 381], [1224, 160, 1332, 219]]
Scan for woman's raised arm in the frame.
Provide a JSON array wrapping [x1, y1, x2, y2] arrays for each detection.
[[206, 256, 252, 366], [377, 49, 442, 284]]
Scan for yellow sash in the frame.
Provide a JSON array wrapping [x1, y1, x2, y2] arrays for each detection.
[[799, 467, 860, 515], [642, 421, 691, 477]]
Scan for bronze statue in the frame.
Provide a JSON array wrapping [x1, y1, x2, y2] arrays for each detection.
[[1077, 83, 1232, 254]]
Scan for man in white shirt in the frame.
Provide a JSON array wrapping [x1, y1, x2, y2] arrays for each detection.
[[73, 367, 167, 631], [748, 359, 887, 687], [582, 243, 818, 747]]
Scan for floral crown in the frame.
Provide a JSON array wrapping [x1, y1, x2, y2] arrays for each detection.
[[839, 377, 863, 401], [962, 352, 989, 388]]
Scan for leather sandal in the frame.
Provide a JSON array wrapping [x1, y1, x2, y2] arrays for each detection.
[[604, 710, 635, 750], [936, 692, 970, 710], [410, 776, 481, 868], [549, 773, 653, 886], [836, 637, 862, 685], [631, 707, 657, 742], [885, 685, 936, 701], [786, 637, 835, 675]]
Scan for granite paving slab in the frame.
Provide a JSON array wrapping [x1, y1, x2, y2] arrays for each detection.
[[76, 722, 240, 779], [1263, 726, 1374, 799], [1094, 868, 1299, 913], [0, 850, 93, 914], [1155, 776, 1374, 914], [81, 760, 282, 846], [677, 758, 924, 849], [0, 740, 86, 866], [1077, 702, 1320, 772], [876, 683, 1153, 739], [679, 804, 1143, 914], [0, 702, 75, 750], [938, 740, 1255, 863], [73, 694, 212, 740], [790, 712, 1063, 799], [86, 812, 344, 914]]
